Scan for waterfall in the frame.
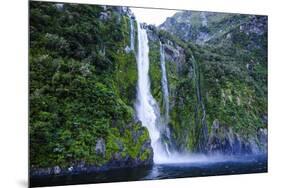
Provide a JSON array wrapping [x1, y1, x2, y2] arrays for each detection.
[[130, 17, 135, 51], [160, 42, 169, 123], [191, 55, 208, 151], [134, 21, 211, 164], [135, 21, 170, 163]]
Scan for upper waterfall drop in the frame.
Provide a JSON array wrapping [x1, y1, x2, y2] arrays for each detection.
[[135, 21, 170, 163], [129, 17, 135, 51]]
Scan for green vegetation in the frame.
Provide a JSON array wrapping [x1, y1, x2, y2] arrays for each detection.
[[148, 39, 164, 114], [30, 2, 152, 169], [30, 2, 267, 171], [148, 13, 267, 151]]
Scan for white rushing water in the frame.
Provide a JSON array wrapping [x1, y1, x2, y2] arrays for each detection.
[[160, 42, 170, 123], [135, 21, 170, 163], [134, 21, 220, 165], [134, 20, 199, 164], [129, 17, 135, 51], [133, 19, 258, 165]]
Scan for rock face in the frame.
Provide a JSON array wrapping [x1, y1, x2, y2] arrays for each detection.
[[207, 120, 267, 155], [147, 25, 159, 42], [154, 10, 267, 154], [159, 11, 215, 44], [162, 41, 186, 73], [159, 11, 267, 47], [239, 16, 267, 36]]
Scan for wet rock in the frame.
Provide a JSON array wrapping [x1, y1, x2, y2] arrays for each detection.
[[55, 3, 64, 11], [31, 167, 52, 177], [139, 23, 149, 31], [248, 137, 260, 154], [207, 120, 267, 155], [53, 166, 61, 175], [212, 119, 220, 130], [101, 5, 107, 11], [258, 128, 268, 153], [147, 28, 159, 42], [258, 128, 267, 143], [124, 45, 131, 53], [226, 33, 232, 39], [95, 138, 106, 157], [113, 152, 123, 161], [116, 140, 124, 152], [99, 11, 111, 20], [162, 42, 186, 73], [68, 166, 74, 172], [261, 114, 268, 125], [207, 119, 266, 155]]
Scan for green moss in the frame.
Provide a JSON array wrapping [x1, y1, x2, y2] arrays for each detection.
[[29, 2, 152, 169], [114, 51, 137, 106], [140, 149, 150, 161], [148, 39, 164, 114]]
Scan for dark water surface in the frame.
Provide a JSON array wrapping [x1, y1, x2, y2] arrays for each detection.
[[30, 155, 267, 187]]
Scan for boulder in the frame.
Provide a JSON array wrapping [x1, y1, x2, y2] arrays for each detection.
[[95, 138, 106, 157], [99, 11, 111, 20], [68, 166, 74, 172], [124, 45, 131, 53], [53, 166, 61, 175], [258, 128, 268, 153]]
